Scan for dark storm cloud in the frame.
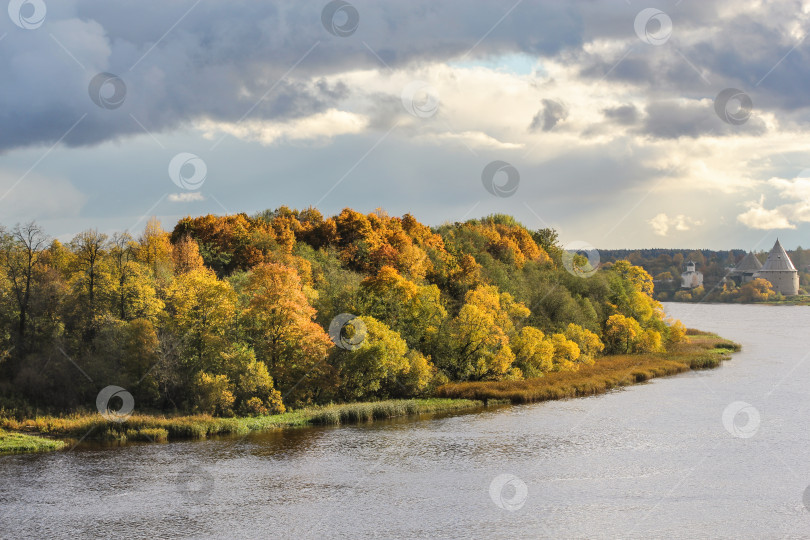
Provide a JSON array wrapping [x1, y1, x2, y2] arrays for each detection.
[[4, 0, 810, 155], [576, 1, 810, 119], [603, 104, 639, 125], [640, 100, 767, 139], [529, 99, 568, 132], [0, 0, 582, 152]]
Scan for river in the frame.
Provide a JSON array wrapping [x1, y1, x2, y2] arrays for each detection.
[[2, 303, 810, 539]]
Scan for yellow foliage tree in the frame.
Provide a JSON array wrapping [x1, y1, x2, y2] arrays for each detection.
[[549, 333, 581, 371], [137, 217, 173, 277], [165, 268, 236, 371], [635, 328, 663, 353], [563, 323, 604, 365], [360, 265, 446, 351], [445, 302, 515, 381], [738, 278, 775, 302], [442, 284, 529, 380], [604, 314, 642, 354], [192, 372, 235, 416], [511, 326, 554, 378], [171, 235, 205, 274], [666, 319, 688, 344]]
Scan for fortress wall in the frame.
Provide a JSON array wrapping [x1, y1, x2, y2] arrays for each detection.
[[758, 271, 799, 295]]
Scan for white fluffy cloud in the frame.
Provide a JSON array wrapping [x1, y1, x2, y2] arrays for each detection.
[[168, 192, 205, 202], [197, 109, 368, 146], [737, 197, 796, 230], [649, 213, 703, 236], [737, 175, 810, 230]]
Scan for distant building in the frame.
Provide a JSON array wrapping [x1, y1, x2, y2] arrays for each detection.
[[729, 251, 762, 284], [754, 239, 799, 296], [681, 260, 703, 289]]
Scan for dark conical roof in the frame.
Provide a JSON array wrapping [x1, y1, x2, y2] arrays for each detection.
[[760, 239, 796, 272], [734, 251, 763, 273]]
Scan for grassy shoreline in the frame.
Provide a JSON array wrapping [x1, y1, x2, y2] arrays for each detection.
[[0, 333, 741, 454], [0, 398, 485, 451], [437, 332, 740, 404], [660, 298, 810, 306], [0, 429, 66, 454]]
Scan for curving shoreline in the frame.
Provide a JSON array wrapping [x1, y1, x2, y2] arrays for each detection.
[[0, 332, 740, 455], [437, 331, 740, 404]]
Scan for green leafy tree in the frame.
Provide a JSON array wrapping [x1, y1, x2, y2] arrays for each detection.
[[360, 265, 446, 352], [0, 222, 48, 353], [334, 316, 410, 400], [192, 372, 235, 416], [165, 268, 236, 373]]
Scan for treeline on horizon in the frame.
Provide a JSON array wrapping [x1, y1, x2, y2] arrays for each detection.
[[600, 248, 810, 300], [0, 209, 684, 417]]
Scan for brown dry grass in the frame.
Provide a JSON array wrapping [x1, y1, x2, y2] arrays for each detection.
[[436, 334, 739, 404]]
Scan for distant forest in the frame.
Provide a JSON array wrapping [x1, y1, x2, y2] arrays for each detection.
[[0, 209, 683, 416], [600, 248, 810, 300]]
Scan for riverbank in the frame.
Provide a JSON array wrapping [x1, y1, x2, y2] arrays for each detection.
[[0, 333, 740, 454], [436, 332, 740, 404], [0, 398, 485, 452], [0, 429, 66, 454], [655, 297, 810, 305]]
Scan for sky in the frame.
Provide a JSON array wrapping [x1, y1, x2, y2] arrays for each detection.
[[2, 0, 810, 250]]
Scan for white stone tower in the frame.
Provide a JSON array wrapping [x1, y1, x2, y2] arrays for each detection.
[[754, 239, 799, 295]]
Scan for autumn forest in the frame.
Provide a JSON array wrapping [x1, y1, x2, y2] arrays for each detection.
[[0, 209, 684, 417]]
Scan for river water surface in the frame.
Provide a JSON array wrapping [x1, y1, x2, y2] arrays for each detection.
[[2, 303, 810, 539]]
